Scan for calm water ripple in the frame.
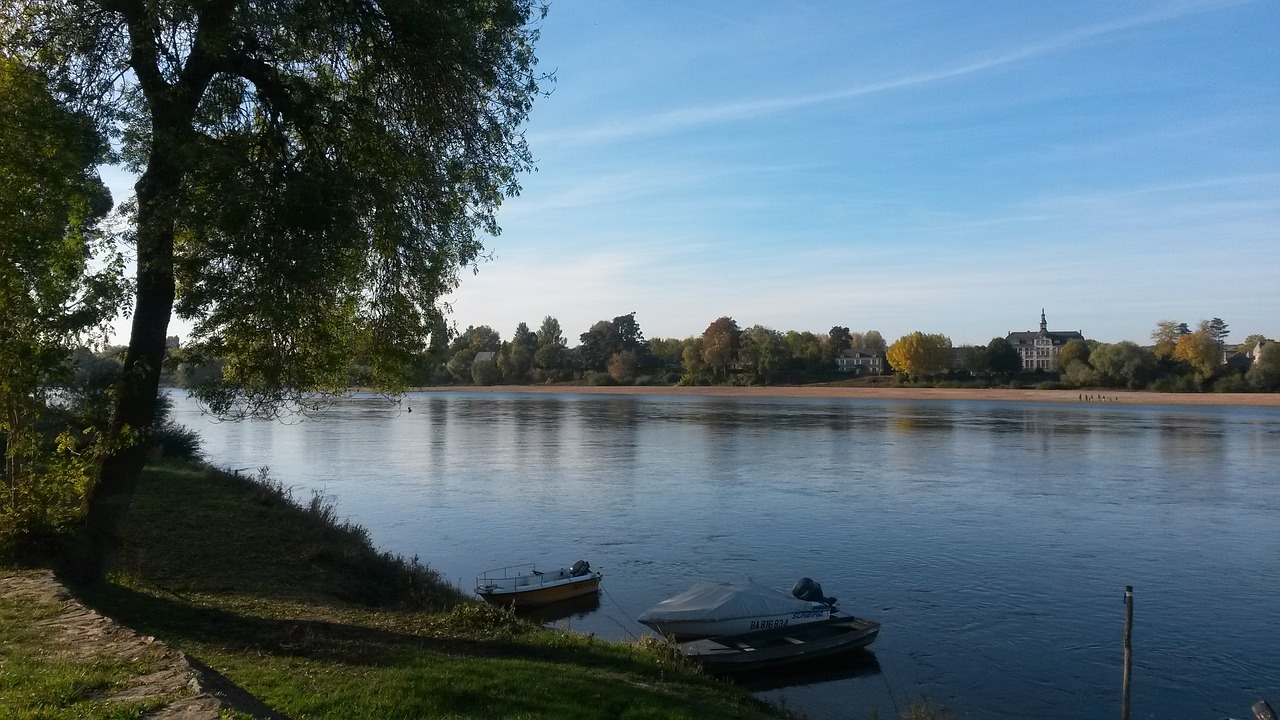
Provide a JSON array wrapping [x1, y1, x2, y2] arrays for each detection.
[[171, 391, 1280, 720]]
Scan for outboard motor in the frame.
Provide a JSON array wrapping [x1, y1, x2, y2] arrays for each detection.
[[570, 560, 591, 577], [792, 577, 838, 607]]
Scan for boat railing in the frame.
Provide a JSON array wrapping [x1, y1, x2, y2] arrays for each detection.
[[477, 563, 573, 590], [476, 563, 537, 582]]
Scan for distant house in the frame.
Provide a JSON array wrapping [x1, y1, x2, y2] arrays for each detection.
[[836, 348, 885, 375], [1005, 310, 1084, 372], [473, 351, 497, 364]]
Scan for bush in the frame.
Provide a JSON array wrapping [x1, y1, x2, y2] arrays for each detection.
[[1147, 374, 1202, 393], [1213, 374, 1250, 393], [582, 371, 616, 386]]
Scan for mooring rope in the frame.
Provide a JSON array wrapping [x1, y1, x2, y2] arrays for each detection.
[[601, 583, 642, 640]]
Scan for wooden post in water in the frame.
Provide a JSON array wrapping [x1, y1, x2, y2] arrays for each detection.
[[1122, 585, 1133, 720]]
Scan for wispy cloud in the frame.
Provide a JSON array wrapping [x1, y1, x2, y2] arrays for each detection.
[[535, 0, 1250, 147]]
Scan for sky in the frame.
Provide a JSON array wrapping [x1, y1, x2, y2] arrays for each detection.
[[105, 0, 1280, 347]]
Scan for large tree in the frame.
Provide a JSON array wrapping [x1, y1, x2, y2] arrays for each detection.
[[701, 317, 740, 378], [824, 326, 852, 360], [984, 337, 1022, 374], [1088, 342, 1156, 389], [1174, 330, 1222, 377], [739, 325, 787, 384], [886, 332, 952, 377], [3, 0, 546, 577], [1, 58, 124, 540], [1247, 342, 1280, 391], [533, 315, 567, 378]]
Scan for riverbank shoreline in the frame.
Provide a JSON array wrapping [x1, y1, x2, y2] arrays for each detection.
[[408, 384, 1280, 407]]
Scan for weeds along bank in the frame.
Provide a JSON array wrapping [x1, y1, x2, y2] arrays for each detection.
[[1, 460, 784, 719]]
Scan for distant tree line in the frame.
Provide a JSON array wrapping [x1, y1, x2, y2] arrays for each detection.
[[163, 312, 1277, 393]]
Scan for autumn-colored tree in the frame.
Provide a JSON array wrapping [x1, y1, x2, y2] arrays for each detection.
[[607, 351, 639, 384], [1174, 331, 1222, 377], [1151, 320, 1186, 359], [701, 317, 741, 378], [1059, 339, 1093, 369], [886, 332, 952, 377]]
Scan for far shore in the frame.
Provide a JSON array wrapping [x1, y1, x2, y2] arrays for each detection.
[[407, 384, 1280, 408]]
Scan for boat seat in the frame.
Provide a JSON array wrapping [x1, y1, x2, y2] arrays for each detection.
[[782, 636, 804, 645]]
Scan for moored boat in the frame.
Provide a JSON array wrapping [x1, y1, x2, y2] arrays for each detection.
[[677, 614, 880, 674], [475, 560, 602, 608], [638, 578, 838, 640]]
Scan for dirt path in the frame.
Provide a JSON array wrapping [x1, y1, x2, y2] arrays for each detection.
[[0, 570, 280, 719]]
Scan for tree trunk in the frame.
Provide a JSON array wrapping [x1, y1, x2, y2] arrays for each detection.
[[77, 136, 180, 582]]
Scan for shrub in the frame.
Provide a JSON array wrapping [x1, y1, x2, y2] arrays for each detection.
[[1213, 374, 1249, 393], [1147, 374, 1202, 393]]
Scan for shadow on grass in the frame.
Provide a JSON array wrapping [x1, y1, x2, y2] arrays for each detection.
[[73, 581, 678, 679]]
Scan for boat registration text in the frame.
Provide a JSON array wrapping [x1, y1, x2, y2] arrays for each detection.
[[748, 610, 825, 630]]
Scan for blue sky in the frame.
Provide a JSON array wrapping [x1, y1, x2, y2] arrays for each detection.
[[107, 0, 1280, 347]]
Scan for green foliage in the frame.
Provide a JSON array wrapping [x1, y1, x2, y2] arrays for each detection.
[[1212, 373, 1249, 393], [0, 57, 125, 544], [701, 317, 741, 377], [1247, 342, 1280, 391], [49, 461, 784, 719], [985, 337, 1022, 374], [739, 325, 788, 384], [1059, 339, 1092, 368], [824, 326, 852, 360], [576, 313, 648, 373], [470, 356, 501, 386], [1061, 360, 1101, 388], [1088, 341, 1156, 389], [607, 350, 640, 384]]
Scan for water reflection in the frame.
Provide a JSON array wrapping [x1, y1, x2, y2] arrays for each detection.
[[729, 649, 882, 691], [169, 391, 1280, 720], [512, 592, 602, 624]]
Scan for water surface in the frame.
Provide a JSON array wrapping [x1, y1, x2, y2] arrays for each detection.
[[171, 391, 1280, 719]]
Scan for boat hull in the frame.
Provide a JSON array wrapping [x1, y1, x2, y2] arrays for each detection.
[[477, 575, 600, 607], [475, 564, 602, 608], [677, 615, 880, 674]]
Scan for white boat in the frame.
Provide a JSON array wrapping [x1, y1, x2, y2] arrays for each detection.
[[638, 578, 838, 640], [475, 561, 602, 608]]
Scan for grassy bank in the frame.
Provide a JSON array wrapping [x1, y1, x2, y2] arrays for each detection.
[[10, 461, 783, 719]]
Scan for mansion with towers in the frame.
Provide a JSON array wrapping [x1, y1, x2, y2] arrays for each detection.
[[1005, 310, 1085, 372]]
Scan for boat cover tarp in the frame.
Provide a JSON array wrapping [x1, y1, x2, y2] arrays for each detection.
[[638, 581, 817, 623]]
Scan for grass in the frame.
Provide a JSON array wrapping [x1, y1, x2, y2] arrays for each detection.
[[50, 461, 784, 719], [0, 571, 170, 719]]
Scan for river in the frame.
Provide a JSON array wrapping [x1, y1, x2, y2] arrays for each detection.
[[169, 390, 1280, 719]]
